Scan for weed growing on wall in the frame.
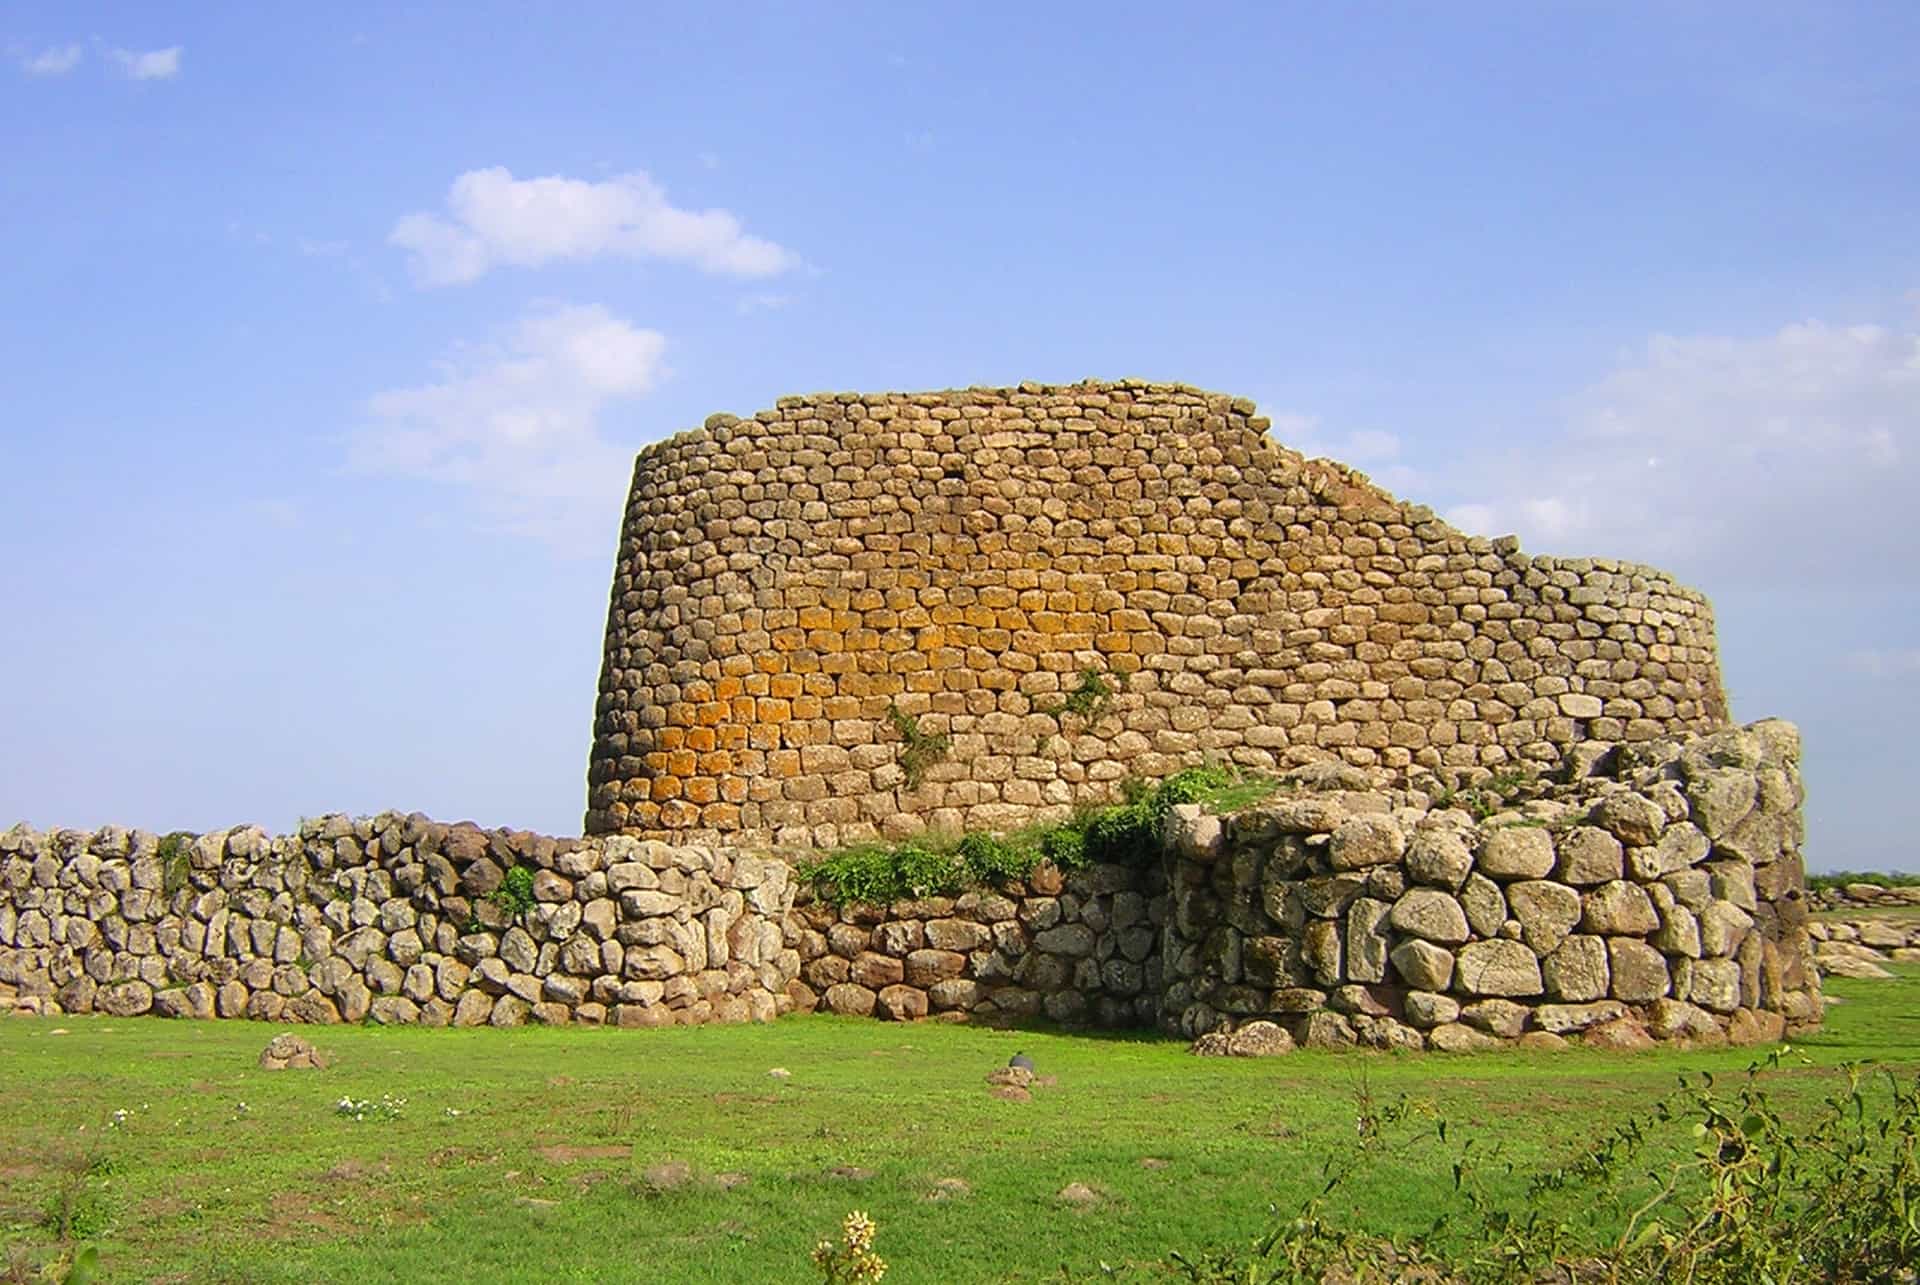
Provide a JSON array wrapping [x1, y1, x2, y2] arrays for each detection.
[[489, 866, 537, 921], [883, 703, 950, 790], [1037, 669, 1116, 731], [799, 765, 1277, 906], [156, 832, 194, 897]]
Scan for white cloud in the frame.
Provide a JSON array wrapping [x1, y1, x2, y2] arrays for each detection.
[[1439, 318, 1920, 587], [353, 304, 665, 550], [1266, 412, 1422, 495], [389, 167, 798, 287], [22, 44, 82, 75], [1846, 649, 1920, 681], [736, 292, 793, 315], [109, 46, 181, 80]]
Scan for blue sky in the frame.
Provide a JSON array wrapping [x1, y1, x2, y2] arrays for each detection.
[[2, 4, 1916, 871]]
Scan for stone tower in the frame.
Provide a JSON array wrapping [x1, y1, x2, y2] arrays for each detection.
[[587, 382, 1726, 844]]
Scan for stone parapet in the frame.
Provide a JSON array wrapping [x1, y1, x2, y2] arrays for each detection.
[[0, 814, 797, 1027], [1157, 719, 1817, 1050]]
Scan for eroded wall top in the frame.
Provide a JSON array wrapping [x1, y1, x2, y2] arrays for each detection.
[[588, 381, 1726, 844]]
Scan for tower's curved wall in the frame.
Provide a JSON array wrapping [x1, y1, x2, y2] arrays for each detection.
[[587, 382, 1726, 844]]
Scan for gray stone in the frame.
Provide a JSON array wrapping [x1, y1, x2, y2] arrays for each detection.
[[1327, 816, 1405, 870], [1542, 935, 1610, 1002], [1459, 998, 1530, 1037], [1296, 873, 1368, 917], [1226, 1020, 1294, 1057], [1652, 905, 1702, 959], [1302, 920, 1341, 987], [1589, 793, 1665, 848], [1390, 939, 1455, 991], [1428, 1022, 1503, 1052], [1628, 823, 1709, 881], [1476, 826, 1556, 880], [1344, 898, 1391, 983], [1533, 1000, 1628, 1034], [1453, 940, 1543, 997], [1689, 957, 1744, 1009], [1581, 881, 1660, 936], [1555, 827, 1624, 885], [1300, 1010, 1357, 1049], [1388, 889, 1469, 945], [1403, 990, 1461, 1028], [1404, 826, 1473, 889], [1607, 939, 1671, 1002], [1459, 873, 1507, 939], [1699, 900, 1754, 956], [1506, 880, 1582, 955], [1686, 769, 1758, 840]]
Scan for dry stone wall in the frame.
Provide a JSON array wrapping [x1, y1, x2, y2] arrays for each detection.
[[0, 815, 798, 1027], [787, 861, 1164, 1028], [589, 380, 1727, 847], [1158, 719, 1818, 1051]]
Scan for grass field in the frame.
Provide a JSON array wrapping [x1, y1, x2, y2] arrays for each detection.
[[4, 969, 1918, 1283]]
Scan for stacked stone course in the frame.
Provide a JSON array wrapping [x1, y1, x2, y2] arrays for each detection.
[[589, 380, 1726, 846], [787, 860, 1164, 1028], [0, 815, 798, 1027], [1157, 719, 1818, 1050]]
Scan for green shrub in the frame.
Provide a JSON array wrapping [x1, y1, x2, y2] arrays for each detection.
[[1806, 869, 1920, 892], [1122, 1058, 1920, 1283], [801, 764, 1276, 905], [884, 703, 950, 789], [1040, 825, 1089, 870], [489, 865, 537, 920], [157, 831, 194, 897]]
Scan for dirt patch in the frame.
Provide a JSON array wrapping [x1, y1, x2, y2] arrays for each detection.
[[534, 1144, 631, 1164], [267, 1191, 352, 1237], [926, 1177, 970, 1201], [322, 1159, 392, 1182], [641, 1160, 693, 1189], [1139, 1157, 1170, 1170], [827, 1165, 875, 1182], [710, 1092, 780, 1107]]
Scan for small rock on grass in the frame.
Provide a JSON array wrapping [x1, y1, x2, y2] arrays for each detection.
[[767, 1067, 791, 1079], [259, 1033, 328, 1070]]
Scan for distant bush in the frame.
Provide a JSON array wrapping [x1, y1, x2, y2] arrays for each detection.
[[799, 765, 1275, 906], [1806, 869, 1920, 893]]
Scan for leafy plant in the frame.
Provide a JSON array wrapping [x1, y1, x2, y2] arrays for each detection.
[[1121, 1057, 1920, 1284], [1806, 869, 1920, 893], [884, 702, 950, 790], [157, 831, 194, 897], [1423, 768, 1539, 821], [1039, 669, 1116, 729], [489, 865, 537, 920], [801, 765, 1276, 905], [40, 1153, 116, 1243]]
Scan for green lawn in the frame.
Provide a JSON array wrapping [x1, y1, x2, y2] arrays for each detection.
[[4, 970, 1918, 1283]]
